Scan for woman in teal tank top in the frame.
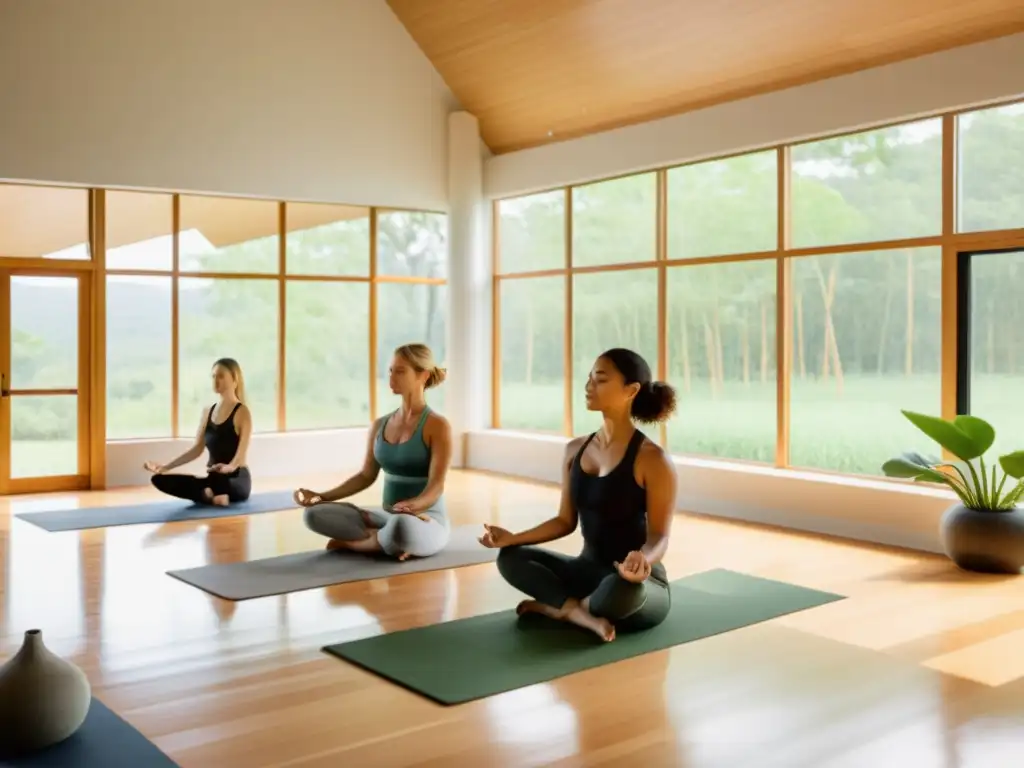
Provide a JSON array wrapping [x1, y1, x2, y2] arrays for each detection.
[[295, 344, 453, 560]]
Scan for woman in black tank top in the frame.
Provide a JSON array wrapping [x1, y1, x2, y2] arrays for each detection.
[[480, 348, 678, 642], [143, 358, 254, 506]]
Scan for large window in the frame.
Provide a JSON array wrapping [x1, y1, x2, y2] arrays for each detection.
[[0, 184, 90, 260], [178, 277, 279, 434], [572, 269, 659, 436], [789, 248, 942, 474], [103, 198, 447, 440], [667, 150, 777, 259], [285, 282, 370, 430], [960, 248, 1024, 460], [666, 260, 776, 462], [106, 276, 173, 439], [179, 196, 278, 274], [106, 191, 173, 271], [494, 99, 1024, 479], [573, 174, 656, 267], [958, 103, 1024, 233], [285, 204, 370, 277], [377, 211, 447, 279], [498, 276, 565, 432], [791, 119, 942, 248], [376, 282, 448, 413], [498, 191, 565, 273]]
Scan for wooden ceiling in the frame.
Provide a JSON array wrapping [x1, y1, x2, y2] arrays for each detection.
[[387, 0, 1024, 155]]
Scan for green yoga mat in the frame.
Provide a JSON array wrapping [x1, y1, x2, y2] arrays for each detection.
[[322, 568, 845, 705]]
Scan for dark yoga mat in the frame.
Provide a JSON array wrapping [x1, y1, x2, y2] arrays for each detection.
[[166, 524, 498, 600], [15, 490, 297, 532], [0, 698, 179, 767], [322, 568, 845, 705]]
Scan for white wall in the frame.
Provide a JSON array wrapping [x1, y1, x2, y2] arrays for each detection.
[[0, 0, 457, 210], [484, 33, 1024, 198], [467, 431, 955, 554]]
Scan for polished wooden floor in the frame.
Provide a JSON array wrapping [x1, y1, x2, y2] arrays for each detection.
[[2, 470, 1024, 767]]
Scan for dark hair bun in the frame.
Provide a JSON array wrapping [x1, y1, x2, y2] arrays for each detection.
[[630, 381, 678, 424]]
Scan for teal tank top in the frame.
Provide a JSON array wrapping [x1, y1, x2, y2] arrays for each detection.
[[373, 408, 442, 510]]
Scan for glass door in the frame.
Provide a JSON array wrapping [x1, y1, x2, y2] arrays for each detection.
[[0, 271, 92, 494]]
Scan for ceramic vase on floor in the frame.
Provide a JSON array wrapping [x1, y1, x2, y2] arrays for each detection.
[[0, 629, 92, 757], [941, 504, 1024, 574]]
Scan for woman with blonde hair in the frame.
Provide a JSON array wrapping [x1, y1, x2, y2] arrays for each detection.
[[144, 357, 254, 507], [295, 343, 453, 561]]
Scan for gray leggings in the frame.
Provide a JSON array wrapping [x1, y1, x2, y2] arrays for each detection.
[[303, 502, 451, 558]]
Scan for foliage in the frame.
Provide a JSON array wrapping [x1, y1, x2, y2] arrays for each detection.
[[882, 410, 1024, 511]]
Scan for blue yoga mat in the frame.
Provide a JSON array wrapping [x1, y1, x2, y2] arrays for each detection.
[[0, 698, 179, 767], [15, 490, 297, 532]]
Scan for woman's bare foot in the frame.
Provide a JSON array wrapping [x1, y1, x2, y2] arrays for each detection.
[[211, 494, 229, 507], [516, 598, 616, 642], [326, 538, 350, 551], [396, 551, 411, 561], [563, 601, 616, 642], [201, 487, 214, 504], [516, 600, 560, 618]]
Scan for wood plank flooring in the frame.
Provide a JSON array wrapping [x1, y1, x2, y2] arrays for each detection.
[[2, 470, 1023, 767]]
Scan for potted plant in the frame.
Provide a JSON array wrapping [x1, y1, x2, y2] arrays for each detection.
[[882, 410, 1024, 574]]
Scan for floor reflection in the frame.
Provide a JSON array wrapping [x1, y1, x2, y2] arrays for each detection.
[[2, 470, 1024, 767]]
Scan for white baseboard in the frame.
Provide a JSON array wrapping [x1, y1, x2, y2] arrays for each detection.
[[466, 430, 955, 554]]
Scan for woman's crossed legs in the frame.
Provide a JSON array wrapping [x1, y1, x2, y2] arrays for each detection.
[[303, 502, 450, 560], [496, 544, 671, 642]]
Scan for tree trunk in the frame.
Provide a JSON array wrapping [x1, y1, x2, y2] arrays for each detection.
[[741, 310, 750, 385], [678, 308, 692, 392], [713, 298, 725, 395], [816, 261, 843, 393], [796, 288, 806, 379], [904, 250, 914, 377], [988, 298, 995, 374], [760, 298, 769, 384], [876, 258, 894, 375], [702, 314, 717, 399], [525, 302, 534, 385]]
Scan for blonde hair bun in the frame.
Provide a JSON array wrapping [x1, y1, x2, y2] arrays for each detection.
[[393, 343, 447, 389]]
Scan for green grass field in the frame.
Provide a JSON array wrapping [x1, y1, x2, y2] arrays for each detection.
[[9, 374, 1022, 480], [499, 373, 1024, 477]]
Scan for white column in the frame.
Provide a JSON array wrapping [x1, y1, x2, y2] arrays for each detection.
[[446, 111, 490, 467]]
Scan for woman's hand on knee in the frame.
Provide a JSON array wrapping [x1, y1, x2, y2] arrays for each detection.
[[294, 488, 322, 507], [614, 551, 651, 583], [478, 523, 515, 548]]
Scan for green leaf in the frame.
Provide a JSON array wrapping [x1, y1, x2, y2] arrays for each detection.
[[881, 452, 954, 487], [999, 451, 1024, 479], [901, 410, 988, 460], [952, 415, 996, 456], [881, 452, 939, 478], [910, 467, 958, 486]]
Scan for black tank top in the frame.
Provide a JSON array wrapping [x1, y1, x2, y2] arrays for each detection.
[[205, 403, 242, 467], [570, 429, 660, 568]]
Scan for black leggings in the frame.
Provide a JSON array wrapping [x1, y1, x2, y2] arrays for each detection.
[[151, 467, 252, 504], [496, 545, 671, 632]]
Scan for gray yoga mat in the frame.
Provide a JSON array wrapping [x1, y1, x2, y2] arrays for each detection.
[[166, 524, 498, 600], [15, 490, 297, 532], [0, 698, 179, 767]]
